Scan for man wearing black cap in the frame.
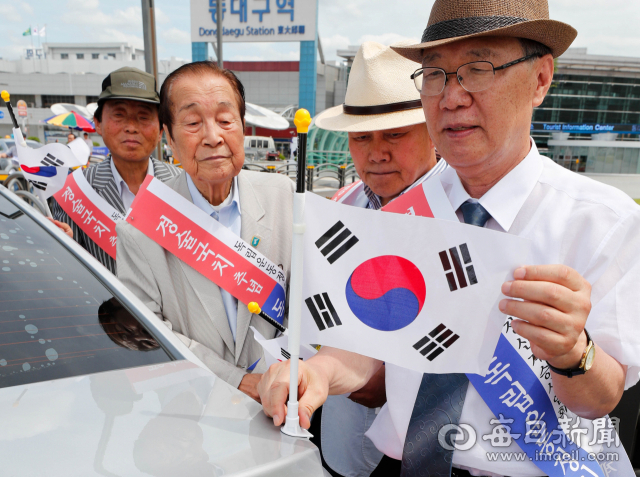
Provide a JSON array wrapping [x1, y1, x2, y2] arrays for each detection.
[[52, 67, 180, 274]]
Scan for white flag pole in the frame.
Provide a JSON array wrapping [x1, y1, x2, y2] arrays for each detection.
[[281, 109, 313, 438]]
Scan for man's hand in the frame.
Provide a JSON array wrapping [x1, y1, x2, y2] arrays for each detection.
[[499, 265, 591, 368], [47, 218, 73, 239], [499, 265, 627, 418], [258, 359, 330, 429], [239, 373, 263, 403], [348, 365, 386, 408]]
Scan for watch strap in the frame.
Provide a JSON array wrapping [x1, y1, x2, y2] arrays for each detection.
[[547, 329, 593, 378]]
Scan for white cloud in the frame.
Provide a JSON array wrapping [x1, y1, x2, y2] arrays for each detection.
[[155, 7, 170, 25], [357, 33, 420, 47], [95, 29, 144, 50], [321, 34, 351, 51], [2, 4, 23, 23], [20, 1, 33, 15], [160, 27, 190, 45], [61, 3, 141, 30]]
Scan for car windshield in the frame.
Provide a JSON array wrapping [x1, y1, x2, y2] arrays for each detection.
[[0, 194, 172, 389]]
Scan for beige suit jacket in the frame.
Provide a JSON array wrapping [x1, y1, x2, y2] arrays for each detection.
[[116, 170, 294, 388]]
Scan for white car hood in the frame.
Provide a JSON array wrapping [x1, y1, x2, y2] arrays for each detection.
[[0, 360, 324, 476]]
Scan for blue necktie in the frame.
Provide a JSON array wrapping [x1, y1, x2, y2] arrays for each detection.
[[401, 201, 491, 477], [460, 201, 492, 228]]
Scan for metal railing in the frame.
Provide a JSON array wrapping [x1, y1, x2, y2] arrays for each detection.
[[2, 171, 51, 217], [242, 161, 359, 192]]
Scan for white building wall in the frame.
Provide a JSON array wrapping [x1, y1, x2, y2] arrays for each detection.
[[232, 71, 299, 109]]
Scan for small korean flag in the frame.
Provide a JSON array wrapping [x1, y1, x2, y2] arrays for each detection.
[[300, 192, 531, 375]]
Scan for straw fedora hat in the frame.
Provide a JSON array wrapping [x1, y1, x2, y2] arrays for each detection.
[[391, 0, 577, 64], [315, 41, 426, 133]]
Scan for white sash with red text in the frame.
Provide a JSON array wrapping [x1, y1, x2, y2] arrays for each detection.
[[126, 176, 287, 324], [53, 168, 124, 259]]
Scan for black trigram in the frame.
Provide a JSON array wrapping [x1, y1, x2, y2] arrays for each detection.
[[305, 293, 342, 330], [413, 324, 460, 361], [280, 348, 303, 361], [315, 221, 359, 264], [439, 243, 477, 292], [41, 153, 64, 167], [30, 181, 47, 191]]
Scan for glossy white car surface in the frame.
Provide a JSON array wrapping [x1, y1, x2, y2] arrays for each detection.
[[0, 185, 326, 477]]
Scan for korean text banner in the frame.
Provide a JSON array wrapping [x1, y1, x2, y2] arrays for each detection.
[[300, 192, 531, 375], [126, 176, 287, 324], [190, 0, 317, 43], [53, 169, 124, 259]]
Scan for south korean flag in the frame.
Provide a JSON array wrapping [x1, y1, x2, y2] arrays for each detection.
[[13, 128, 89, 201], [300, 192, 531, 374]]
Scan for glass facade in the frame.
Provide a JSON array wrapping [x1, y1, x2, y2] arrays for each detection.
[[307, 125, 351, 165], [532, 51, 640, 175], [41, 95, 75, 109], [534, 75, 640, 127], [550, 144, 640, 174]]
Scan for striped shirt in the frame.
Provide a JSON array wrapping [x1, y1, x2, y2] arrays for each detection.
[[363, 158, 449, 210], [51, 157, 181, 274]]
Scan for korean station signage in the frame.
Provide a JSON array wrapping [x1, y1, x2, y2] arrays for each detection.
[[531, 122, 640, 134], [190, 0, 318, 43]]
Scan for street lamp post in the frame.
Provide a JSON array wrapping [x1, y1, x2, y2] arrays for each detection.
[[141, 0, 164, 162], [216, 0, 223, 67]]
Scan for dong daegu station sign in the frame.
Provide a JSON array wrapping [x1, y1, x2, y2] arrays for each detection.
[[190, 0, 318, 43]]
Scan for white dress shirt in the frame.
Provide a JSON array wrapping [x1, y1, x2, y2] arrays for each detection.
[[186, 174, 242, 341], [321, 159, 450, 477], [110, 158, 154, 211], [365, 140, 640, 476]]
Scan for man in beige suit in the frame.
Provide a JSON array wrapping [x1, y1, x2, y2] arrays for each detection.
[[116, 61, 294, 400]]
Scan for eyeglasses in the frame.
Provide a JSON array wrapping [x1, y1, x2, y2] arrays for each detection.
[[410, 54, 538, 96]]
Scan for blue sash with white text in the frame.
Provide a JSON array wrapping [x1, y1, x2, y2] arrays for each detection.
[[468, 333, 631, 477]]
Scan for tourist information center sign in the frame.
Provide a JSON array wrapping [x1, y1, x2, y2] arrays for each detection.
[[190, 0, 318, 43]]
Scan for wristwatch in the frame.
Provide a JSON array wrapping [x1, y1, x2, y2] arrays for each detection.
[[547, 329, 595, 378]]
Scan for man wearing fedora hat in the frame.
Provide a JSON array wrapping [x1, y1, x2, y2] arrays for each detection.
[[259, 1, 640, 477], [311, 41, 447, 477], [51, 67, 180, 274], [316, 41, 447, 211]]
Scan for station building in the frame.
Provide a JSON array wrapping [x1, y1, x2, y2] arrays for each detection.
[[3, 43, 640, 197], [0, 42, 347, 147]]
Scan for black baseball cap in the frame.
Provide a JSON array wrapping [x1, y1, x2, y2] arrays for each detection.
[[98, 67, 160, 105]]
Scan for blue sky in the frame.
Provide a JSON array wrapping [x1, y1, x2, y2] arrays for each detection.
[[1, 0, 639, 62]]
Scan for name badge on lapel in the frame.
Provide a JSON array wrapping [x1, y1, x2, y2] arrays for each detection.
[[251, 236, 262, 248]]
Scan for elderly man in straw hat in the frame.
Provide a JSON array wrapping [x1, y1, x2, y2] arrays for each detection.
[[310, 42, 447, 477], [259, 1, 640, 477]]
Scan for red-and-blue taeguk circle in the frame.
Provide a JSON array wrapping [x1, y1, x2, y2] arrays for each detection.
[[345, 255, 426, 331]]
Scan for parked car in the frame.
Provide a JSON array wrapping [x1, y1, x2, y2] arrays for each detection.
[[0, 184, 326, 476], [244, 136, 276, 161], [1, 138, 43, 176]]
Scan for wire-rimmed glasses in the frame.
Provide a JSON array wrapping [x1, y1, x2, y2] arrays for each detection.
[[411, 54, 538, 96]]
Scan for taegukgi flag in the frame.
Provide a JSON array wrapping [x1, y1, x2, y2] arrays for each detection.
[[300, 192, 531, 374], [12, 128, 90, 200]]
